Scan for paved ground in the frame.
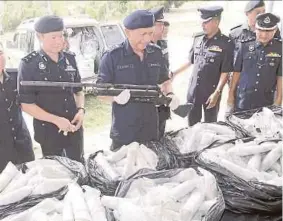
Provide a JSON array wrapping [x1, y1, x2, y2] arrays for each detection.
[[4, 1, 250, 157]]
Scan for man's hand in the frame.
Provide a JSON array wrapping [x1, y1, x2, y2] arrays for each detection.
[[71, 109, 85, 131], [206, 92, 220, 109], [53, 117, 76, 134], [114, 89, 131, 105]]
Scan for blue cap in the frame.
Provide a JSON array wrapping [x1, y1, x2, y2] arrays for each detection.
[[34, 15, 64, 33], [150, 6, 165, 22], [123, 10, 154, 30], [245, 0, 265, 13], [197, 6, 223, 22], [256, 13, 280, 31]]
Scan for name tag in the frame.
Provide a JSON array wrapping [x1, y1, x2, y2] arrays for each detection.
[[117, 64, 134, 70], [65, 65, 76, 72], [148, 63, 161, 67]]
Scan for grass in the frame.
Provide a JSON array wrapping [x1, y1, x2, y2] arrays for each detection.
[[84, 95, 111, 131]]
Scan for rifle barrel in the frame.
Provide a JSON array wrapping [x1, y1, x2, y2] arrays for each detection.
[[20, 81, 159, 90]]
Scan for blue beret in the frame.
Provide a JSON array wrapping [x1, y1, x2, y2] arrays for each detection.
[[34, 15, 64, 33], [256, 13, 280, 31], [150, 6, 165, 22], [123, 10, 154, 30], [198, 6, 223, 22], [245, 0, 265, 13]]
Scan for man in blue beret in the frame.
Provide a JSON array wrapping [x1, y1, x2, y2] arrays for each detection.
[[18, 15, 85, 162], [229, 13, 282, 111], [97, 10, 179, 151], [170, 6, 234, 126]]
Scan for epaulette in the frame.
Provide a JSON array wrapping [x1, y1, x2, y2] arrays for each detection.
[[230, 24, 243, 31], [274, 37, 282, 42], [192, 31, 205, 38], [148, 42, 161, 50], [63, 50, 76, 56], [240, 36, 256, 43], [21, 51, 38, 63]]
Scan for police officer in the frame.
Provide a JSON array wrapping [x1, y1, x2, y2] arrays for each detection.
[[18, 16, 85, 162], [228, 13, 282, 111], [163, 21, 170, 40], [0, 43, 34, 172], [150, 6, 171, 137], [171, 6, 234, 126], [97, 9, 179, 151], [230, 0, 281, 50]]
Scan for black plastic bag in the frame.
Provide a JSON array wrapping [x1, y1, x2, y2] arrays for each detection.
[[44, 155, 89, 185], [114, 168, 225, 221], [87, 151, 120, 196], [195, 139, 282, 216], [0, 156, 87, 219], [229, 105, 282, 120], [221, 209, 282, 221]]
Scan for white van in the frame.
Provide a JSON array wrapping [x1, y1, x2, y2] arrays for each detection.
[[5, 16, 126, 82]]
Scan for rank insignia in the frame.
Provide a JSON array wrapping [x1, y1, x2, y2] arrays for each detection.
[[208, 45, 222, 52], [38, 62, 46, 70], [266, 52, 281, 58]]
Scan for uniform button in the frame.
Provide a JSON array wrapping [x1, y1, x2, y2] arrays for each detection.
[[196, 83, 199, 86], [259, 66, 261, 69], [59, 76, 62, 79], [257, 74, 260, 76], [14, 137, 16, 140], [66, 110, 69, 113], [5, 98, 8, 101], [260, 58, 263, 61], [2, 88, 4, 91], [249, 57, 251, 59], [255, 89, 258, 92], [262, 51, 264, 53], [213, 85, 216, 88], [42, 123, 45, 126], [256, 81, 259, 84], [64, 98, 67, 101], [44, 77, 48, 80], [9, 118, 12, 122], [12, 128, 15, 131]]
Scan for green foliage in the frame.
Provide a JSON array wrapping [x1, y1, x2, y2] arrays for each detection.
[[0, 0, 191, 31]]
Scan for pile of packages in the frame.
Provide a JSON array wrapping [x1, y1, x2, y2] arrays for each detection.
[[0, 107, 282, 221]]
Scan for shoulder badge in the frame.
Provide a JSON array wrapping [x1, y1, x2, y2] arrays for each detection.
[[63, 50, 76, 56], [22, 51, 38, 63]]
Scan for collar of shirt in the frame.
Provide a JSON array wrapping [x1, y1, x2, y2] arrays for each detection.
[[242, 22, 251, 31], [255, 39, 274, 49], [204, 29, 222, 42], [124, 40, 135, 56], [39, 49, 65, 64]]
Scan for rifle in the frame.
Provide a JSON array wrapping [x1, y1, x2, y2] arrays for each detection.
[[20, 81, 193, 118]]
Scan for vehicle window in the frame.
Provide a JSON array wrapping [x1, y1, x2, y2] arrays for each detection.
[[100, 25, 125, 48], [13, 33, 19, 47], [67, 26, 99, 59], [19, 33, 27, 52]]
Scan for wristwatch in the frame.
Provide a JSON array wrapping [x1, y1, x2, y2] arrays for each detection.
[[77, 107, 86, 114]]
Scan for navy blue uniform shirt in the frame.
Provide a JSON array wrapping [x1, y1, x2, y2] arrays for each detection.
[[187, 30, 234, 104], [97, 40, 169, 144], [0, 70, 34, 171], [18, 50, 82, 143], [234, 38, 282, 110]]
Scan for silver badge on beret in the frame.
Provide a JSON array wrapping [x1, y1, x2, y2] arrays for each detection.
[[38, 62, 46, 70], [249, 45, 255, 51], [264, 16, 271, 24]]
